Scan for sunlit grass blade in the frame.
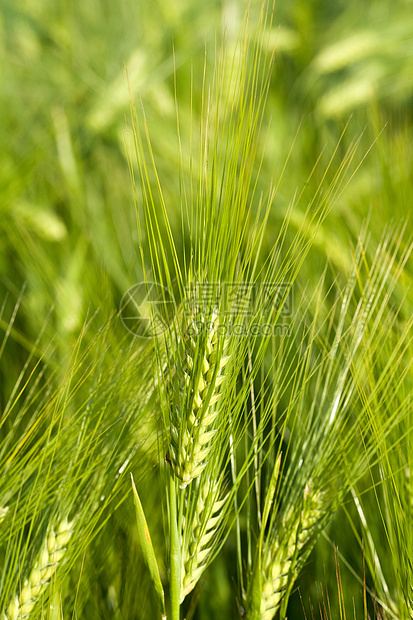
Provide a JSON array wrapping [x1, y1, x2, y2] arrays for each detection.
[[131, 474, 166, 618]]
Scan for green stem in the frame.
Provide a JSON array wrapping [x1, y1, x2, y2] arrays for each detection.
[[169, 475, 181, 620]]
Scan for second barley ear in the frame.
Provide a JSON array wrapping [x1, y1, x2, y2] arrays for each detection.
[[0, 506, 9, 526], [168, 309, 230, 487], [4, 518, 73, 620], [260, 482, 323, 620]]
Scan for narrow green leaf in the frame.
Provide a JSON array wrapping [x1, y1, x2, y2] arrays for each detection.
[[261, 454, 282, 545], [131, 473, 166, 617], [169, 475, 181, 620]]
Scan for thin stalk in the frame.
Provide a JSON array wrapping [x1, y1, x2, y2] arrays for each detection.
[[169, 475, 181, 620], [229, 412, 243, 595], [248, 346, 261, 529]]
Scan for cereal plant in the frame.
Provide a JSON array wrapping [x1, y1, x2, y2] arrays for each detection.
[[0, 1, 412, 619]]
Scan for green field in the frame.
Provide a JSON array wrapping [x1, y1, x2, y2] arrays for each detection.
[[0, 1, 412, 618]]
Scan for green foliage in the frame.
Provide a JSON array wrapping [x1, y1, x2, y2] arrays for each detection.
[[0, 0, 412, 619]]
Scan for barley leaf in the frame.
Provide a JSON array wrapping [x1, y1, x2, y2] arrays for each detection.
[[261, 454, 282, 543], [169, 475, 181, 620], [131, 474, 165, 616]]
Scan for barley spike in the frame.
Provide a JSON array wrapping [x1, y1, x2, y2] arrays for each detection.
[[0, 506, 9, 525], [4, 518, 73, 620], [180, 478, 227, 602], [259, 481, 323, 620], [169, 308, 230, 487]]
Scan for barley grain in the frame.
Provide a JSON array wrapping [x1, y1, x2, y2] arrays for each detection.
[[4, 518, 72, 620], [180, 478, 227, 602], [168, 309, 230, 487], [259, 481, 323, 620]]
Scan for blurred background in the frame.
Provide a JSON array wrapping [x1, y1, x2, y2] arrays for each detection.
[[0, 0, 412, 616]]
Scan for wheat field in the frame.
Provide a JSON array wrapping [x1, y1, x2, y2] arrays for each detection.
[[0, 1, 412, 619]]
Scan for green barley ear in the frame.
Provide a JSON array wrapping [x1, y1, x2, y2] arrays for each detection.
[[246, 455, 282, 620], [180, 474, 228, 602], [258, 481, 323, 620], [4, 518, 73, 620], [168, 307, 231, 487], [0, 506, 9, 525]]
